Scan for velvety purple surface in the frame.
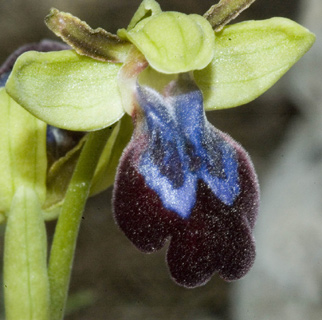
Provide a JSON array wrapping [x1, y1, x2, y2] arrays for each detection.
[[113, 81, 259, 287]]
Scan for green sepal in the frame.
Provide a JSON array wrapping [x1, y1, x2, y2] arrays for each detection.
[[4, 186, 50, 320], [6, 50, 124, 131], [194, 18, 316, 110], [127, 0, 162, 30], [0, 88, 47, 216], [118, 12, 215, 74], [90, 114, 133, 195]]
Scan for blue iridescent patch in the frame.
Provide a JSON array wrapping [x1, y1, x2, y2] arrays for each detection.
[[137, 80, 240, 218]]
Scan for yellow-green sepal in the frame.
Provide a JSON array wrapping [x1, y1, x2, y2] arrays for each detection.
[[0, 88, 47, 217], [194, 18, 316, 110], [4, 186, 50, 320], [6, 50, 124, 131], [118, 12, 215, 74]]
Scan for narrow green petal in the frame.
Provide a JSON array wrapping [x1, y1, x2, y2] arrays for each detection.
[[4, 187, 49, 320], [204, 0, 257, 31], [90, 115, 133, 195], [194, 18, 316, 110], [6, 50, 124, 131], [0, 88, 46, 214], [127, 0, 162, 30], [45, 8, 132, 62], [119, 12, 215, 74]]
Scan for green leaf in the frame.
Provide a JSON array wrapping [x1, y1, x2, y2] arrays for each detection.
[[90, 114, 133, 195], [6, 50, 124, 131], [118, 12, 215, 74], [127, 0, 162, 30], [0, 88, 47, 215], [4, 186, 50, 320], [194, 18, 316, 110]]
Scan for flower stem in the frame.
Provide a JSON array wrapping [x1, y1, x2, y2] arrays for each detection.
[[48, 126, 114, 320]]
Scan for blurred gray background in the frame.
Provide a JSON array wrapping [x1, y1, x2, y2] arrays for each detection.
[[1, 0, 321, 319]]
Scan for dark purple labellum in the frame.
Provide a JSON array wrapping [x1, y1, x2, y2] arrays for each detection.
[[113, 76, 259, 287]]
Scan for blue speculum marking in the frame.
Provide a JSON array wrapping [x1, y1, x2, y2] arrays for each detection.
[[137, 80, 240, 219]]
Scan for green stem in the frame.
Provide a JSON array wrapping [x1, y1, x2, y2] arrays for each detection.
[[48, 126, 114, 320]]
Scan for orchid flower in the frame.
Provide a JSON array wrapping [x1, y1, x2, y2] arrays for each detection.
[[4, 0, 315, 291]]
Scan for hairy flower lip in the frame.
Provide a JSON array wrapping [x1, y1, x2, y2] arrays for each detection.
[[113, 78, 259, 287], [113, 130, 259, 287]]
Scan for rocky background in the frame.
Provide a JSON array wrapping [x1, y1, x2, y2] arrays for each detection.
[[1, 0, 320, 319]]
